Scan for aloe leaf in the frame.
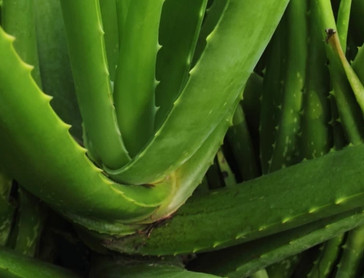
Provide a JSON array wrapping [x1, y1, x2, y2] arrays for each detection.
[[266, 255, 301, 278], [77, 96, 240, 237], [205, 159, 225, 190], [335, 225, 364, 278], [108, 0, 290, 184], [105, 144, 364, 255], [326, 30, 364, 117], [90, 258, 219, 278], [0, 169, 11, 201], [1, 0, 41, 85], [307, 234, 344, 278], [315, 3, 364, 276], [300, 0, 331, 159], [329, 73, 363, 144], [259, 24, 287, 174], [269, 0, 307, 172], [8, 189, 45, 257], [336, 0, 352, 53], [158, 111, 235, 215], [314, 0, 364, 144], [114, 0, 130, 43], [352, 45, 364, 82], [329, 94, 347, 149], [299, 2, 342, 273], [126, 95, 241, 222], [216, 149, 236, 187], [350, 0, 364, 45], [78, 61, 242, 230], [189, 209, 364, 278], [60, 0, 130, 169], [0, 171, 14, 246], [99, 0, 119, 82], [250, 269, 269, 278], [225, 105, 260, 181], [0, 17, 242, 234], [34, 0, 82, 139], [113, 0, 164, 156], [0, 27, 172, 229], [242, 73, 263, 151], [0, 248, 80, 278], [192, 0, 228, 66], [155, 0, 207, 129]]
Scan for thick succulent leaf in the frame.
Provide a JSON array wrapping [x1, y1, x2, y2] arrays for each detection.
[[192, 0, 228, 66], [60, 0, 130, 169], [269, 0, 307, 171], [155, 0, 207, 129], [113, 0, 164, 156], [307, 235, 344, 278], [225, 105, 259, 181], [0, 248, 80, 278], [190, 209, 364, 278], [0, 170, 13, 246], [105, 144, 364, 255], [1, 0, 41, 85], [0, 27, 172, 228], [0, 198, 13, 247], [326, 32, 364, 118], [34, 0, 82, 139], [149, 94, 241, 220], [314, 0, 364, 144], [99, 0, 119, 81], [90, 258, 219, 278], [0, 22, 236, 235], [300, 0, 331, 159], [335, 224, 364, 278], [9, 189, 45, 257], [241, 73, 263, 154], [108, 0, 290, 184], [352, 44, 364, 82], [0, 169, 11, 200], [259, 24, 287, 174], [336, 0, 352, 53]]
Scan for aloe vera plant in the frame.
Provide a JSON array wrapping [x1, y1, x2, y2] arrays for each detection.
[[2, 0, 364, 277]]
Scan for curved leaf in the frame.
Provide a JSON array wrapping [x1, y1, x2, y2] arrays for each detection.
[[108, 0, 290, 184], [0, 27, 171, 229]]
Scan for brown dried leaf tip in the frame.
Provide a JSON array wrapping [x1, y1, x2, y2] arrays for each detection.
[[325, 28, 336, 43]]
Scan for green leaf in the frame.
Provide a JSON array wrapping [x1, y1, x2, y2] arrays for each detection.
[[335, 225, 364, 278], [269, 0, 307, 171], [90, 258, 219, 278], [190, 209, 364, 278], [300, 0, 331, 159], [34, 0, 82, 139], [336, 0, 352, 53], [99, 0, 119, 81], [0, 248, 80, 278], [307, 235, 344, 278], [108, 0, 290, 184], [60, 0, 130, 169], [0, 27, 171, 229], [1, 0, 41, 85], [105, 144, 364, 255], [225, 105, 259, 181], [155, 0, 207, 129], [9, 189, 45, 257], [113, 0, 164, 156]]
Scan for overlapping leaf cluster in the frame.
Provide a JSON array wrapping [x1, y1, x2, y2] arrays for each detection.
[[1, 0, 364, 277]]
